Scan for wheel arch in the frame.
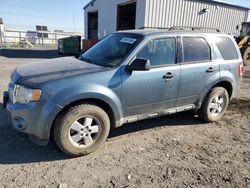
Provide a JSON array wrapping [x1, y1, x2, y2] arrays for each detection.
[[212, 81, 233, 99], [198, 80, 233, 109], [50, 98, 118, 139], [41, 83, 124, 141]]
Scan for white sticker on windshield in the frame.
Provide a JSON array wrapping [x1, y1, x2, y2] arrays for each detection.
[[120, 37, 137, 44]]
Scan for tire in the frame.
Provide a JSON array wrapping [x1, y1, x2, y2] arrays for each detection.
[[53, 104, 110, 156], [198, 87, 229, 122], [241, 46, 250, 66]]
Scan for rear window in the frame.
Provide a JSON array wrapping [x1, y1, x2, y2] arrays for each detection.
[[214, 37, 239, 60], [183, 37, 211, 62]]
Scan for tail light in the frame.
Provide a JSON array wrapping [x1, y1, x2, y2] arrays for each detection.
[[238, 63, 244, 78]]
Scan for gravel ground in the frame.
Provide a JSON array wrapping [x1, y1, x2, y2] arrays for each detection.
[[0, 48, 249, 188]]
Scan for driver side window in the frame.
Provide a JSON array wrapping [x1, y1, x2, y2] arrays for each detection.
[[137, 38, 176, 67]]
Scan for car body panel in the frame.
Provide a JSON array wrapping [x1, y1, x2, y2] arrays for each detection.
[[4, 30, 243, 142], [15, 57, 109, 87], [122, 65, 181, 116], [176, 61, 221, 107]]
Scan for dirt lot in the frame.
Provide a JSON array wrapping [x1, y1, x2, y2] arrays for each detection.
[[0, 48, 249, 188]]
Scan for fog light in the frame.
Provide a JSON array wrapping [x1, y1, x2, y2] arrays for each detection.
[[13, 117, 27, 130]]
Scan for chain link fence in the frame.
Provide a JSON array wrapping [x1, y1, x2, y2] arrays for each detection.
[[1, 29, 82, 48]]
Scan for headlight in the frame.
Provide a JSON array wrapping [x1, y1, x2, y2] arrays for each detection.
[[12, 85, 42, 104]]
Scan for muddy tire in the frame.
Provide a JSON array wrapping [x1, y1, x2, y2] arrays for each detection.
[[198, 87, 229, 122], [53, 104, 110, 157], [241, 46, 250, 66]]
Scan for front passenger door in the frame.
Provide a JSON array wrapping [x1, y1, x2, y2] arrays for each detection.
[[122, 37, 181, 117]]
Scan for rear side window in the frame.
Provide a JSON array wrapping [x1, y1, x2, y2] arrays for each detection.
[[214, 37, 239, 60], [183, 37, 211, 62]]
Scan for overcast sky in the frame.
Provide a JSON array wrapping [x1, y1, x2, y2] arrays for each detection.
[[0, 0, 249, 32]]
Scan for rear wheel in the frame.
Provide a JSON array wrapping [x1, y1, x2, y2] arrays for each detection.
[[198, 87, 229, 122], [241, 46, 250, 66], [53, 104, 110, 156]]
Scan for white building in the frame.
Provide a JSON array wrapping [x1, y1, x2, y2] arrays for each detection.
[[84, 0, 249, 39]]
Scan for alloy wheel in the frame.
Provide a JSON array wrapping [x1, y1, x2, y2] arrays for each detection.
[[209, 95, 224, 117], [68, 116, 101, 148]]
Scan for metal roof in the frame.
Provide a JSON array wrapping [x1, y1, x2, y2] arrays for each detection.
[[83, 0, 250, 10], [200, 0, 250, 10], [83, 0, 96, 10]]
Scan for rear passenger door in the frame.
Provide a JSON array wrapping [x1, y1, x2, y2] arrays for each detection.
[[176, 36, 220, 107]]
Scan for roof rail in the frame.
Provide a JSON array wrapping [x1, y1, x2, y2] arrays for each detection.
[[139, 26, 169, 30], [169, 26, 220, 32], [139, 26, 220, 32]]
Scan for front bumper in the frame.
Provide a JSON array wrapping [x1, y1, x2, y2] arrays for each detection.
[[3, 91, 63, 140]]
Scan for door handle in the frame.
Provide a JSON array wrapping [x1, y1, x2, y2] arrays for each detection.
[[163, 72, 174, 79], [206, 67, 215, 73]]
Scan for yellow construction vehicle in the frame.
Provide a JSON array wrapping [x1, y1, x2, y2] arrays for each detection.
[[236, 22, 250, 66]]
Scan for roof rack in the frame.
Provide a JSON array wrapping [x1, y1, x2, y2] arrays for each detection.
[[139, 26, 169, 30], [169, 26, 220, 32], [139, 26, 220, 32]]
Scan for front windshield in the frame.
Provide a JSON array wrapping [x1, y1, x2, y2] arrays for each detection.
[[81, 33, 143, 67]]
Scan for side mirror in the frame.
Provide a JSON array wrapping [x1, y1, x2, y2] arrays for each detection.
[[128, 58, 150, 71]]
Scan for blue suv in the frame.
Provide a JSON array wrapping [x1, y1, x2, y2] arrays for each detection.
[[3, 30, 243, 156]]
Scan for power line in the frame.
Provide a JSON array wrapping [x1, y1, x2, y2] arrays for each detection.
[[4, 23, 83, 31], [0, 2, 85, 14], [0, 2, 85, 33], [0, 11, 83, 21]]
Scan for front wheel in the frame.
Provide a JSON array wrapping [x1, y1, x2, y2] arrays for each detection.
[[53, 104, 110, 156], [198, 87, 229, 122]]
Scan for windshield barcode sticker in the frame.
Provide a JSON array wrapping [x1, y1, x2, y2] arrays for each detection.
[[120, 37, 137, 44]]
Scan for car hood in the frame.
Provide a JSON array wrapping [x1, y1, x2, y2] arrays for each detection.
[[13, 57, 109, 86]]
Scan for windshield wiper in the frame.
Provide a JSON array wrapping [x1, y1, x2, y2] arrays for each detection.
[[80, 56, 114, 68], [80, 57, 96, 65]]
